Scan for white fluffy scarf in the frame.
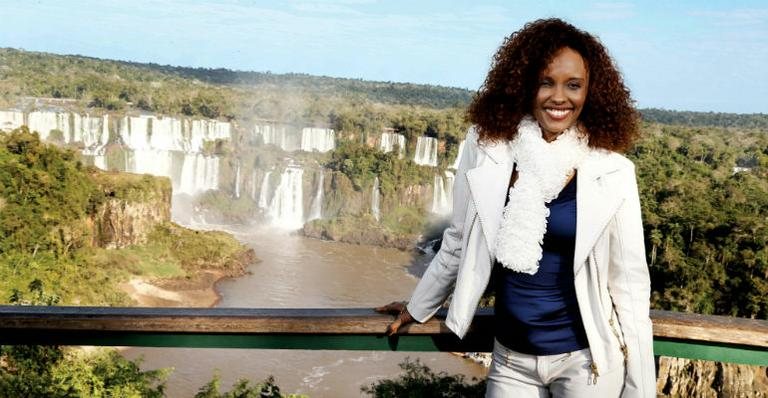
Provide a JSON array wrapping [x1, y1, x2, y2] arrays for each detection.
[[494, 116, 589, 274]]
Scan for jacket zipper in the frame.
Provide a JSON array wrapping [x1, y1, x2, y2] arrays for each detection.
[[609, 317, 629, 363], [589, 362, 600, 384], [592, 226, 630, 364], [586, 252, 600, 384]]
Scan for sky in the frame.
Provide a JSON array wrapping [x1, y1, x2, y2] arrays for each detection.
[[1, 0, 766, 113]]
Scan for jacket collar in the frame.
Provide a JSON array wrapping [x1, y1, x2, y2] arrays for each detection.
[[573, 150, 628, 274], [466, 140, 628, 271]]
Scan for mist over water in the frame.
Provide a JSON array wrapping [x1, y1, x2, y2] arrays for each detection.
[[123, 225, 486, 397]]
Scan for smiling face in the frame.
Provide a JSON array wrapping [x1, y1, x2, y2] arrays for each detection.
[[532, 47, 589, 140]]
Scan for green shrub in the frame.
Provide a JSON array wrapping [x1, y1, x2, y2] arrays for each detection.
[[362, 358, 486, 397]]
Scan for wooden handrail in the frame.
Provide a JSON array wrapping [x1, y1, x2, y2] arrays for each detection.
[[0, 306, 765, 365], [0, 307, 765, 346]]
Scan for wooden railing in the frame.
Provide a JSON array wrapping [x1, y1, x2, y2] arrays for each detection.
[[0, 306, 765, 366]]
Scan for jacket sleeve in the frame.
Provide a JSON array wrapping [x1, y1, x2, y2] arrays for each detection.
[[607, 165, 656, 398], [407, 129, 477, 323]]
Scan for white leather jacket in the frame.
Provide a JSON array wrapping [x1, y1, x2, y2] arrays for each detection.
[[407, 129, 655, 397]]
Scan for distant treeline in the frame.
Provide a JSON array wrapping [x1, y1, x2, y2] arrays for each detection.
[[640, 108, 768, 130], [136, 63, 474, 109], [2, 48, 766, 131], [0, 48, 472, 111]]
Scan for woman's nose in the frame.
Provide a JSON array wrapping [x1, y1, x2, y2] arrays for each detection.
[[551, 85, 567, 103]]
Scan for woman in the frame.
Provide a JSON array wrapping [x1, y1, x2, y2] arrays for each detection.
[[377, 19, 655, 397]]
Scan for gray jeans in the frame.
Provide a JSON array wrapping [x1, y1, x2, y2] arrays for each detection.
[[486, 339, 624, 397]]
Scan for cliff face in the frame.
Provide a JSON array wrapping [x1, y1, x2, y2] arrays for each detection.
[[88, 171, 172, 249], [321, 171, 432, 220], [656, 357, 768, 397], [301, 170, 434, 248]]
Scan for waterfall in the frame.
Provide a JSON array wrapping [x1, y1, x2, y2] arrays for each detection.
[[80, 114, 110, 170], [307, 170, 324, 221], [414, 136, 438, 167], [114, 115, 230, 194], [26, 110, 72, 141], [431, 174, 450, 215], [234, 163, 241, 198], [444, 170, 455, 213], [178, 154, 220, 195], [186, 119, 231, 152], [125, 148, 175, 179], [2, 108, 234, 196], [149, 116, 185, 151], [371, 176, 381, 222], [379, 132, 406, 158], [0, 110, 24, 131], [251, 172, 258, 200], [258, 171, 272, 209], [119, 115, 151, 149], [254, 124, 299, 151], [268, 166, 305, 230], [301, 127, 335, 152], [450, 140, 466, 169]]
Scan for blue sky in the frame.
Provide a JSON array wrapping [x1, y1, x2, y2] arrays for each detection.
[[1, 0, 766, 113]]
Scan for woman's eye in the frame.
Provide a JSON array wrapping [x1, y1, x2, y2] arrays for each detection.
[[568, 83, 581, 89], [540, 81, 553, 87]]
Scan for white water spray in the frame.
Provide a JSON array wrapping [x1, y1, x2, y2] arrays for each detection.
[[308, 170, 325, 221], [268, 166, 305, 230], [372, 176, 381, 222]]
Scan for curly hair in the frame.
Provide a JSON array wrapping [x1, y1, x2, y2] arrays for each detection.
[[468, 18, 638, 152]]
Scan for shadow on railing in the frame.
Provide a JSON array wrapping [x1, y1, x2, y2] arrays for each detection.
[[0, 306, 765, 366]]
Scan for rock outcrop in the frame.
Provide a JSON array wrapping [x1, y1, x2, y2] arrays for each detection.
[[88, 171, 171, 249], [656, 357, 768, 397]]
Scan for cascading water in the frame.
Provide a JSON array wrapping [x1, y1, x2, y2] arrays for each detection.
[[175, 154, 219, 195], [254, 124, 298, 152], [414, 136, 438, 167], [251, 172, 258, 201], [258, 171, 272, 209], [234, 163, 241, 198], [268, 166, 305, 230], [186, 119, 231, 152], [26, 110, 71, 141], [372, 176, 381, 222], [0, 110, 24, 131], [379, 132, 406, 158], [431, 174, 450, 215], [79, 114, 110, 169], [450, 140, 466, 170], [301, 127, 335, 152], [444, 170, 455, 213], [120, 115, 180, 187], [307, 170, 325, 221], [2, 108, 230, 195], [116, 114, 229, 194]]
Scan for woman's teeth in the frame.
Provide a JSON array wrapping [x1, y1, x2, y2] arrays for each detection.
[[546, 109, 571, 118]]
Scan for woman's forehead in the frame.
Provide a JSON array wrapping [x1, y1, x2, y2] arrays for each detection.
[[540, 48, 588, 78]]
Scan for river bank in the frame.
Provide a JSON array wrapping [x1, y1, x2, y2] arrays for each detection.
[[120, 270, 235, 308], [122, 228, 489, 397]]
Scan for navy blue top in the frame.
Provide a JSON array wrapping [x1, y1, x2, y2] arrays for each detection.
[[494, 176, 589, 355]]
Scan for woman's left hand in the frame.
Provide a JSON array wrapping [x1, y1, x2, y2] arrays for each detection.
[[375, 301, 415, 336]]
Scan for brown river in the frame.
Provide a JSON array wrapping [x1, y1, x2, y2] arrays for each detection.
[[122, 226, 487, 397]]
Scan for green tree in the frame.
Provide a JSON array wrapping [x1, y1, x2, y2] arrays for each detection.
[[361, 358, 486, 398]]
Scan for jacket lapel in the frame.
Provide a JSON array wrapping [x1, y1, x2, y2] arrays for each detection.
[[465, 142, 628, 269], [466, 141, 513, 258], [573, 152, 626, 274]]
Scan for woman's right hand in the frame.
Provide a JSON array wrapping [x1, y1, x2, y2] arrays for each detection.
[[375, 301, 415, 336]]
